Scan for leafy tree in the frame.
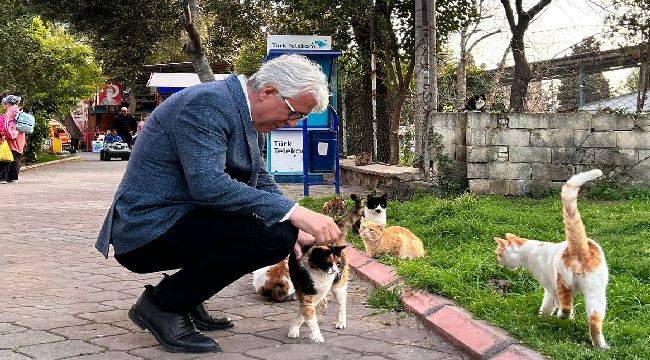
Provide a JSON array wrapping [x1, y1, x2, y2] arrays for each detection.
[[607, 0, 650, 111], [0, 14, 103, 163], [438, 61, 491, 111], [557, 37, 611, 110], [28, 0, 182, 81]]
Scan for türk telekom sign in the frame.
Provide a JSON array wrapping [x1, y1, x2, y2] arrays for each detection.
[[267, 35, 331, 53]]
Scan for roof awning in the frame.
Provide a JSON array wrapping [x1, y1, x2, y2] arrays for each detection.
[[146, 72, 230, 88]]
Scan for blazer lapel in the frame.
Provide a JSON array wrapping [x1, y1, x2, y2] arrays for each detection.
[[225, 75, 260, 185]]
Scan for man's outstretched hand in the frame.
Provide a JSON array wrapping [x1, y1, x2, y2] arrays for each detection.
[[290, 206, 340, 246]]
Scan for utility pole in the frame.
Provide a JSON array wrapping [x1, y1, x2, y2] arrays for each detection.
[[370, 0, 378, 160]]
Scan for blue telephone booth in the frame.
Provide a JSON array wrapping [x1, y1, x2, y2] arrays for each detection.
[[265, 48, 342, 196]]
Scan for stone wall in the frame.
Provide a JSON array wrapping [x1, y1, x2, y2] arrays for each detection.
[[428, 113, 649, 196]]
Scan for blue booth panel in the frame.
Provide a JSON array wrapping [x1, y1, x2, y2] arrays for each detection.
[[308, 130, 337, 173]]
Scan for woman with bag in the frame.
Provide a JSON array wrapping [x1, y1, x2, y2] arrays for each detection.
[[0, 95, 27, 184]]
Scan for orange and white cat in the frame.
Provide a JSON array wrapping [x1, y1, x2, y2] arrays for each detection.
[[287, 194, 364, 342], [494, 169, 609, 349], [359, 217, 426, 259], [253, 257, 295, 302]]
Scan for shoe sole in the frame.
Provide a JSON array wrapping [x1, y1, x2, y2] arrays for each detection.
[[192, 318, 235, 331], [128, 308, 222, 353]]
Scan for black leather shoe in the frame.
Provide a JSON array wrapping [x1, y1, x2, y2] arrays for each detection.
[[129, 286, 221, 353], [189, 303, 234, 331]]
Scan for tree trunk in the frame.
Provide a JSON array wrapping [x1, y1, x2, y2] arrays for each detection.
[[414, 0, 428, 160], [182, 1, 214, 83], [457, 27, 468, 110], [509, 32, 530, 112], [351, 20, 374, 155], [424, 0, 437, 177]]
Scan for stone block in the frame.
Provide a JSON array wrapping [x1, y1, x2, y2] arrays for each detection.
[[401, 288, 452, 318], [508, 114, 549, 129], [580, 132, 617, 148], [467, 163, 488, 179], [634, 115, 650, 131], [467, 146, 488, 162], [552, 147, 595, 165], [467, 112, 495, 129], [531, 129, 575, 147], [532, 163, 575, 181], [509, 147, 552, 163], [455, 144, 467, 161], [593, 114, 635, 131], [617, 130, 650, 149], [469, 179, 490, 195], [595, 148, 638, 166], [466, 129, 487, 146], [640, 150, 650, 163], [548, 113, 592, 129], [489, 129, 530, 146], [488, 163, 532, 180]]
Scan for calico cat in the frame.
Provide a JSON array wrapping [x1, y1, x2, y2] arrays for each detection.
[[287, 194, 365, 342], [358, 217, 426, 259], [322, 196, 348, 223], [494, 169, 609, 349], [252, 257, 295, 303], [465, 93, 486, 111]]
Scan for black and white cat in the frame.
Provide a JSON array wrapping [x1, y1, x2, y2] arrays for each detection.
[[465, 94, 486, 111], [364, 191, 387, 225]]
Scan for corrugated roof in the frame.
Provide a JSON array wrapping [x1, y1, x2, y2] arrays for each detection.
[[579, 90, 650, 113]]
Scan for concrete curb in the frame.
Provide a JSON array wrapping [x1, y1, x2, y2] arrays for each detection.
[[347, 246, 546, 360], [21, 155, 83, 171]]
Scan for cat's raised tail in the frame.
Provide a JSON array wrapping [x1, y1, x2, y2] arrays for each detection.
[[561, 169, 602, 262]]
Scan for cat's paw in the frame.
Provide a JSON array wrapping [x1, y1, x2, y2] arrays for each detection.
[[287, 328, 300, 339], [335, 321, 346, 329], [310, 333, 325, 343]]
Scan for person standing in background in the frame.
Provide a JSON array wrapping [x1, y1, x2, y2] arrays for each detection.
[[112, 107, 137, 147], [0, 95, 27, 184]]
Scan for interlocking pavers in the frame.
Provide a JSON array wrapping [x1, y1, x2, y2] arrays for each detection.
[[1, 153, 467, 359], [18, 339, 104, 360]]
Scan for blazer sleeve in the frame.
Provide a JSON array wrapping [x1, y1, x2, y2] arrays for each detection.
[[168, 104, 295, 226]]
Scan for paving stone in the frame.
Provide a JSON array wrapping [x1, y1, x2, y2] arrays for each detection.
[[88, 332, 159, 351], [0, 330, 64, 349], [18, 339, 103, 360], [247, 343, 359, 359], [50, 323, 130, 340], [66, 351, 143, 360], [0, 323, 28, 335], [0, 350, 31, 359], [216, 333, 281, 353]]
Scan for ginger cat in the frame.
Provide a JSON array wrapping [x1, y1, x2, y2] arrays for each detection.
[[358, 217, 426, 259], [494, 169, 609, 349], [287, 194, 364, 342]]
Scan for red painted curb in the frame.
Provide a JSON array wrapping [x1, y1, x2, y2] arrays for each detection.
[[491, 344, 546, 360], [347, 246, 545, 360], [401, 288, 451, 316]]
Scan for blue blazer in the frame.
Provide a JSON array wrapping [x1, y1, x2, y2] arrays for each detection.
[[96, 75, 296, 258]]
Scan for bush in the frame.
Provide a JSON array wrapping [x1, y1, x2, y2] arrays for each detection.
[[22, 111, 49, 165]]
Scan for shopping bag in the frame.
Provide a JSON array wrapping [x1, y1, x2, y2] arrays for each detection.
[[0, 140, 13, 162]]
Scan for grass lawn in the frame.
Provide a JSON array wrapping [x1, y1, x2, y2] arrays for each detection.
[[300, 191, 650, 360]]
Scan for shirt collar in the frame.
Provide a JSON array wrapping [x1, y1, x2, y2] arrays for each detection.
[[237, 74, 252, 122]]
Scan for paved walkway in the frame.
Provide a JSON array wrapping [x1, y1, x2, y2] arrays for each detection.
[[0, 153, 466, 359]]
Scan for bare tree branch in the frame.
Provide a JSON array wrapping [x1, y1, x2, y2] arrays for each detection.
[[526, 0, 552, 21], [501, 0, 517, 31], [468, 29, 501, 52]]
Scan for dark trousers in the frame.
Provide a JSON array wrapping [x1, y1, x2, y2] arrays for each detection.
[[118, 132, 133, 148], [115, 207, 298, 313], [0, 151, 22, 181]]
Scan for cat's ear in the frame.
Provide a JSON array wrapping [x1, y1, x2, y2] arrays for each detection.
[[360, 217, 368, 225], [494, 237, 508, 247], [350, 194, 359, 202], [329, 244, 347, 255], [381, 192, 388, 201]]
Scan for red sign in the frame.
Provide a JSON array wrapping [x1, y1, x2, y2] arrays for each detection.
[[97, 83, 123, 106]]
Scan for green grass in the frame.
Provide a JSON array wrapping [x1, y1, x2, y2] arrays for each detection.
[[366, 286, 404, 313], [34, 153, 63, 164], [300, 192, 650, 359]]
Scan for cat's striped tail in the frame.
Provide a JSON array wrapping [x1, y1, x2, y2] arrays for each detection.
[[561, 169, 602, 257]]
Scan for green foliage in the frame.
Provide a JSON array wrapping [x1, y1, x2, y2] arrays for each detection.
[[585, 185, 650, 201], [557, 37, 611, 110], [606, 0, 650, 42], [438, 62, 491, 111], [234, 38, 267, 77], [22, 111, 50, 164], [29, 0, 182, 81], [367, 286, 403, 313]]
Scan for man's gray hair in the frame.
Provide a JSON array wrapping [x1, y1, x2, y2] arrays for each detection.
[[1, 95, 21, 105], [249, 54, 330, 113]]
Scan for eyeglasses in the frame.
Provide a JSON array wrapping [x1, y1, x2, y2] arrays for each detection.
[[282, 97, 308, 121]]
